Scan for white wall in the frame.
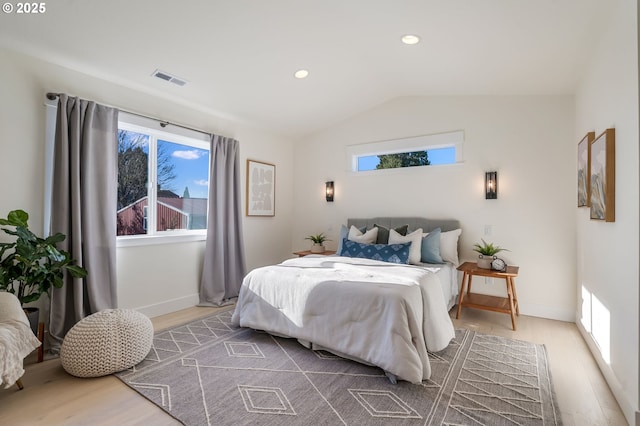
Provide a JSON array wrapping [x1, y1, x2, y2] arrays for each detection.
[[293, 95, 576, 321], [575, 0, 639, 423], [0, 47, 294, 317]]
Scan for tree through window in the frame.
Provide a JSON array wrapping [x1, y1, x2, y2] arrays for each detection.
[[376, 151, 431, 169]]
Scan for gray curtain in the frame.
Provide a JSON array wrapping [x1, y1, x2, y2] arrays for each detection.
[[49, 94, 119, 350], [199, 135, 246, 306]]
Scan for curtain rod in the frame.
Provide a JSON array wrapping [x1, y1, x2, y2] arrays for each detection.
[[46, 92, 212, 137]]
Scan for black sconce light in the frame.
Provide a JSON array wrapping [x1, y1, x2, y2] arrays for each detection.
[[485, 172, 498, 199], [325, 181, 334, 202]]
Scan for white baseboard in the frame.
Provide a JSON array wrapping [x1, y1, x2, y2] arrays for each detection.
[[576, 321, 636, 425], [519, 302, 575, 322], [133, 293, 199, 318]]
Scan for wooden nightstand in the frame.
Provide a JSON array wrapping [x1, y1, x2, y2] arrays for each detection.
[[293, 250, 336, 257], [455, 261, 520, 330]]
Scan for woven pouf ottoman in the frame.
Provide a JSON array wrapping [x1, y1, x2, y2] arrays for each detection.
[[60, 309, 153, 378]]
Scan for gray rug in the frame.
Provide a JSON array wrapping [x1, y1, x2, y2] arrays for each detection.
[[116, 308, 562, 425]]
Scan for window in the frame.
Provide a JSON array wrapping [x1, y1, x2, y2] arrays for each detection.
[[347, 131, 464, 173], [117, 119, 210, 241], [357, 147, 456, 171]]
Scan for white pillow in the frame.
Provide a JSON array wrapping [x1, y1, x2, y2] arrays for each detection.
[[348, 225, 378, 244], [389, 228, 423, 265], [439, 228, 462, 265]]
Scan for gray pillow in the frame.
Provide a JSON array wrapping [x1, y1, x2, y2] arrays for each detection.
[[373, 224, 409, 244], [421, 228, 445, 264]]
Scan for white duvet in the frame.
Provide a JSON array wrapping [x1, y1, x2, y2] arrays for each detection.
[[231, 256, 455, 383]]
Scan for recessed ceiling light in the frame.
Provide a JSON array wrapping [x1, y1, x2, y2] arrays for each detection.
[[294, 69, 309, 79], [401, 34, 420, 45]]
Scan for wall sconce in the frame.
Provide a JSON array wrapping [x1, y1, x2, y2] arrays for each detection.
[[485, 172, 498, 199], [325, 181, 334, 202]]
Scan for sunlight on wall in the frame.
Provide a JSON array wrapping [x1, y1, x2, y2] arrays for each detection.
[[581, 285, 611, 364], [581, 285, 592, 332]]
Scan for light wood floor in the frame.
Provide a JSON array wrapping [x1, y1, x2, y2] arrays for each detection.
[[0, 306, 627, 425]]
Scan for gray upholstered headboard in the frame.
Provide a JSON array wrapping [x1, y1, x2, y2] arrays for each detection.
[[347, 217, 460, 233]]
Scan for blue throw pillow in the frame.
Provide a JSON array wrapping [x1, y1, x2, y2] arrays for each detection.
[[421, 228, 444, 264], [336, 224, 367, 254], [339, 238, 411, 264]]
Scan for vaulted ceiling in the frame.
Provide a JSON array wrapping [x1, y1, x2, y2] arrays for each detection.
[[0, 0, 612, 138]]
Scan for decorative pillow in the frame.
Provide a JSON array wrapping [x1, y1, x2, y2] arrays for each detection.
[[420, 228, 444, 264], [347, 225, 378, 244], [388, 228, 423, 265], [373, 224, 409, 244], [440, 228, 462, 265], [336, 224, 366, 254], [339, 239, 411, 264]]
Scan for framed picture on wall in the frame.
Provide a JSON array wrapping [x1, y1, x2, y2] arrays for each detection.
[[589, 128, 615, 222], [246, 159, 275, 216], [577, 131, 595, 207]]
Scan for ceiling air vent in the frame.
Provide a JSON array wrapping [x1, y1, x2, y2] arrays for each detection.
[[151, 69, 188, 87]]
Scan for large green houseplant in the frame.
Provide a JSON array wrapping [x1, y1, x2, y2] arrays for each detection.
[[0, 209, 87, 312]]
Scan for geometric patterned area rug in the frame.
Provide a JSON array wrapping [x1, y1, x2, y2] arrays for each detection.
[[116, 307, 562, 425]]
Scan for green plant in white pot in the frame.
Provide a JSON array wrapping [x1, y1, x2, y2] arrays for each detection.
[[0, 209, 87, 333], [305, 233, 330, 253], [473, 239, 509, 269]]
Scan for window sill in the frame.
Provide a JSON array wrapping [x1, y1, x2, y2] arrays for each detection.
[[348, 161, 465, 177], [117, 232, 206, 248]]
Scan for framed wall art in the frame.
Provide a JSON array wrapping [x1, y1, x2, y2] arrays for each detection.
[[246, 159, 275, 216], [589, 128, 615, 222], [577, 131, 595, 207]]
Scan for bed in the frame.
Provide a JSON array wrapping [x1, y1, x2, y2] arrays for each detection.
[[231, 217, 461, 384]]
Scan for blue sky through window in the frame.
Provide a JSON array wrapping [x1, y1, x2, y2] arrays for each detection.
[[158, 140, 209, 199]]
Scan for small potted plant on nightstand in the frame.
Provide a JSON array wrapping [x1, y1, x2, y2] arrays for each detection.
[[473, 239, 509, 269], [305, 233, 331, 254]]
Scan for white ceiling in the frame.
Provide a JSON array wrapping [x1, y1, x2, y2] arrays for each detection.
[[0, 0, 612, 138]]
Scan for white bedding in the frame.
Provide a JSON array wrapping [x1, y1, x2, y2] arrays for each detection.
[[231, 256, 455, 383]]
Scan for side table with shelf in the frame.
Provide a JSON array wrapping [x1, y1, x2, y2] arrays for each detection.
[[455, 261, 520, 330]]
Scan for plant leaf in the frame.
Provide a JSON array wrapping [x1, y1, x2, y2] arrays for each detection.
[[6, 210, 29, 227], [21, 293, 41, 304], [45, 233, 66, 245], [66, 265, 88, 278]]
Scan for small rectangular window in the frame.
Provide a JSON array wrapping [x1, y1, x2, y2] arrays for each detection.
[[357, 147, 456, 171], [142, 206, 148, 231], [347, 131, 463, 173]]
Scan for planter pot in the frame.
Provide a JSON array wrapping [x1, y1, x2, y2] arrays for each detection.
[[477, 255, 495, 269], [23, 307, 39, 336], [310, 243, 325, 253]]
